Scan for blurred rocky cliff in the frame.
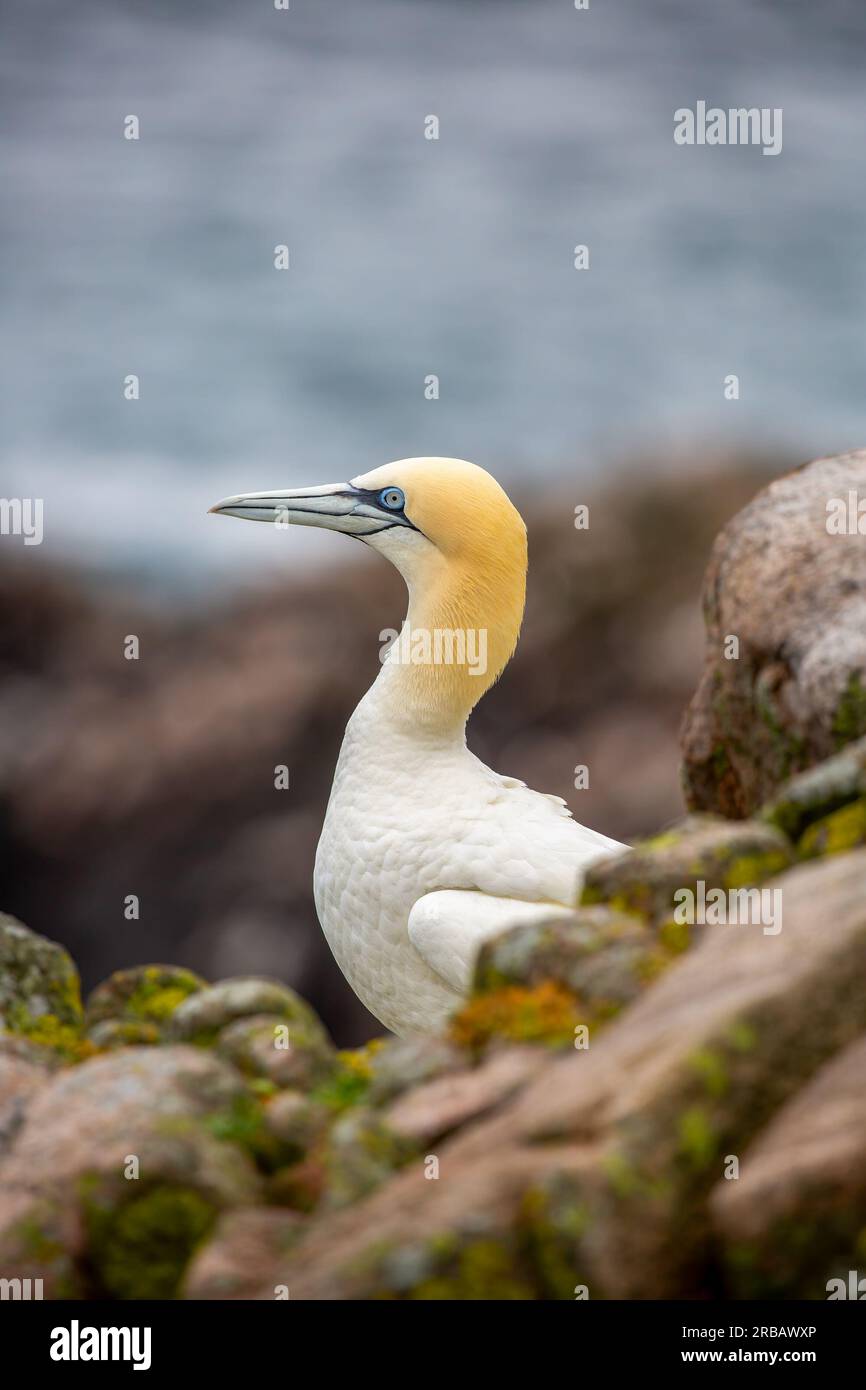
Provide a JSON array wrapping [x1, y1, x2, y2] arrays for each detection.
[[0, 459, 774, 1044]]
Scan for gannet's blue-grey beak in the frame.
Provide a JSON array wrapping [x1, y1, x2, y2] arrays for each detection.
[[208, 482, 418, 536]]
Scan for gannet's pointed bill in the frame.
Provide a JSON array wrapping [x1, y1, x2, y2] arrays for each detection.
[[208, 482, 418, 536]]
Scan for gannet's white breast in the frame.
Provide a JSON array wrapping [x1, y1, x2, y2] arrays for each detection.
[[313, 685, 623, 1036]]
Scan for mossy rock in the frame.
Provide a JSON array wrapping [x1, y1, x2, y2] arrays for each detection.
[[309, 1048, 380, 1113], [85, 964, 207, 1039], [87, 1019, 162, 1051], [0, 1195, 86, 1298], [473, 907, 667, 1017], [832, 672, 866, 749], [761, 736, 866, 841], [0, 915, 85, 1060], [323, 1107, 416, 1210], [262, 1090, 330, 1161], [366, 1036, 466, 1106], [352, 1231, 538, 1300], [450, 981, 585, 1053], [82, 1180, 218, 1299], [168, 976, 330, 1050], [580, 815, 792, 924], [797, 797, 866, 860], [518, 1174, 592, 1300], [215, 1012, 336, 1091]]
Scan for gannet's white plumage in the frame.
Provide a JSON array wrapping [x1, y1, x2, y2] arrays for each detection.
[[211, 458, 624, 1036]]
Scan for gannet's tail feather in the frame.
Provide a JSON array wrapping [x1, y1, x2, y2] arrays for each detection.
[[408, 890, 577, 997]]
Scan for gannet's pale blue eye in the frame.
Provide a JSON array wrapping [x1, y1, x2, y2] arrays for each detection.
[[379, 487, 405, 511]]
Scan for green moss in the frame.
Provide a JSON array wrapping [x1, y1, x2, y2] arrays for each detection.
[[832, 672, 866, 748], [409, 1238, 536, 1300], [689, 1048, 729, 1099], [3, 1005, 92, 1063], [125, 974, 200, 1022], [677, 1106, 718, 1170], [602, 1152, 642, 1199], [518, 1186, 590, 1299], [206, 1093, 282, 1169], [798, 798, 866, 860], [310, 1051, 374, 1112], [723, 850, 790, 889], [658, 917, 691, 955], [83, 1183, 216, 1299], [578, 887, 647, 921], [726, 1020, 758, 1052]]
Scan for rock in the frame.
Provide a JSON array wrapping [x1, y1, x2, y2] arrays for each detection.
[[579, 815, 792, 925], [0, 1054, 50, 1159], [472, 907, 666, 1023], [682, 450, 866, 818], [384, 1046, 546, 1146], [710, 1035, 866, 1298], [263, 1091, 330, 1159], [797, 799, 866, 861], [87, 1019, 162, 1050], [263, 850, 866, 1299], [0, 915, 84, 1059], [216, 1013, 336, 1090], [182, 1207, 303, 1299], [366, 1036, 468, 1106], [323, 1107, 417, 1210], [85, 965, 207, 1039], [0, 1046, 261, 1298], [760, 735, 866, 861], [450, 981, 586, 1052], [168, 977, 329, 1049]]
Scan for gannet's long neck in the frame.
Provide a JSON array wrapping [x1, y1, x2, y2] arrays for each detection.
[[370, 538, 527, 737]]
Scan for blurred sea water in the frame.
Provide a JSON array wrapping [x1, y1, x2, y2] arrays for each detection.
[[1, 0, 865, 588]]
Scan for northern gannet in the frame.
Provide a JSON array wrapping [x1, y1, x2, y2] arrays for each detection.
[[211, 458, 624, 1036]]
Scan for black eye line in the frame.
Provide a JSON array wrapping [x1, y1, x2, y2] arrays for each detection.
[[341, 486, 422, 534]]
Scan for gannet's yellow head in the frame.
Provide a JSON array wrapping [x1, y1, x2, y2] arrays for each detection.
[[210, 457, 528, 723]]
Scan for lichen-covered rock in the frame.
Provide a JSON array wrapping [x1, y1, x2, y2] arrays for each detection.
[[168, 976, 329, 1049], [263, 1090, 330, 1159], [710, 1034, 866, 1299], [269, 849, 866, 1299], [0, 915, 85, 1060], [366, 1036, 467, 1106], [579, 815, 792, 925], [450, 981, 585, 1052], [216, 1012, 336, 1090], [85, 964, 207, 1041], [182, 1207, 303, 1299], [0, 1054, 50, 1159], [0, 1046, 261, 1298], [87, 1019, 163, 1050], [323, 1107, 416, 1210], [383, 1046, 546, 1146], [760, 735, 866, 866], [472, 907, 672, 1027], [682, 450, 866, 818]]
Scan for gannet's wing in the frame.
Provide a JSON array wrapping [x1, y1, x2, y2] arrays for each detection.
[[408, 891, 576, 996], [407, 774, 627, 995], [436, 772, 626, 907]]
